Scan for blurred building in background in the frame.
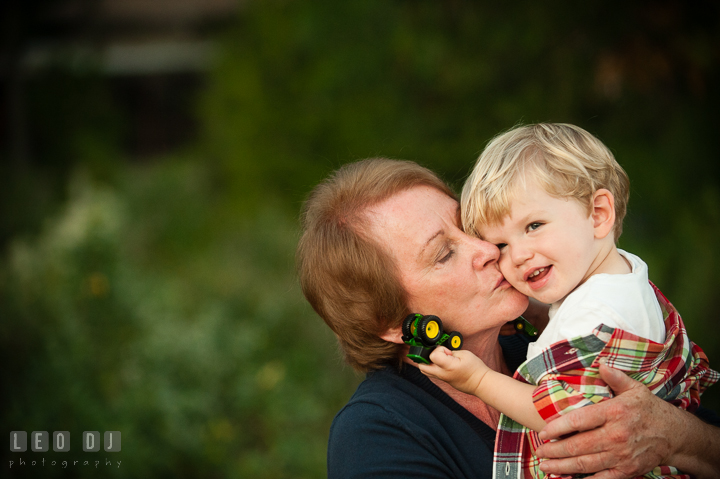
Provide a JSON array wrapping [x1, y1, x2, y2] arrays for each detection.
[[2, 0, 238, 164]]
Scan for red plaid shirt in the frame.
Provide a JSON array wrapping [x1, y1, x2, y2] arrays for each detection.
[[493, 282, 719, 479]]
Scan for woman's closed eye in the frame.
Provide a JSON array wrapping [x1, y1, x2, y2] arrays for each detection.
[[437, 245, 455, 264]]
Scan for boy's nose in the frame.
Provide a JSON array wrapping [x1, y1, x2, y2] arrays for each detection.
[[510, 244, 533, 265]]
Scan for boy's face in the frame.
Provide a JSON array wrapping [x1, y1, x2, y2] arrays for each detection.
[[477, 178, 601, 305]]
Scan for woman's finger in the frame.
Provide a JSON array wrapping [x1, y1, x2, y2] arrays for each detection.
[[597, 363, 641, 395], [537, 401, 606, 442]]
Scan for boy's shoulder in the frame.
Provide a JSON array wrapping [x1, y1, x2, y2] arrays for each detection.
[[554, 256, 665, 342], [564, 249, 653, 309]]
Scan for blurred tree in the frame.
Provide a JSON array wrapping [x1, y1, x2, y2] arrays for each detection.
[[3, 1, 720, 477], [1, 164, 358, 478], [199, 0, 720, 408]]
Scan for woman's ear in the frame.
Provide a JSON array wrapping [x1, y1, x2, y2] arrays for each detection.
[[592, 189, 616, 240], [380, 326, 405, 344]]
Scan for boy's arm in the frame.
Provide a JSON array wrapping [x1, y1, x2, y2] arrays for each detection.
[[536, 364, 720, 479], [419, 348, 547, 432], [475, 369, 547, 432]]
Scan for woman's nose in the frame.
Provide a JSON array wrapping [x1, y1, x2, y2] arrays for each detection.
[[471, 238, 500, 269]]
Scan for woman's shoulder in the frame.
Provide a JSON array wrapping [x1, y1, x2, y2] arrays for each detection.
[[331, 364, 494, 440], [328, 365, 497, 478], [328, 367, 447, 477], [334, 366, 436, 420]]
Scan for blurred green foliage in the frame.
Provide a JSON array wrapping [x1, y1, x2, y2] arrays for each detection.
[[2, 163, 357, 477], [2, 0, 720, 477]]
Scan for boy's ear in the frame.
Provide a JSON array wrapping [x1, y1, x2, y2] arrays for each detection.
[[380, 326, 405, 344], [592, 189, 616, 240]]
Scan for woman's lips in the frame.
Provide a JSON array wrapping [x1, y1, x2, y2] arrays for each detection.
[[494, 275, 508, 289]]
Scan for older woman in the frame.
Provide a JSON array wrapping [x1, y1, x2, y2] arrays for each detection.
[[296, 158, 720, 478]]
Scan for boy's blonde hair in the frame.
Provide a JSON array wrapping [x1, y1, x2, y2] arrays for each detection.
[[461, 123, 630, 241]]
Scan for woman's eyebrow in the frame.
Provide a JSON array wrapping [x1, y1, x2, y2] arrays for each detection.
[[418, 230, 444, 262]]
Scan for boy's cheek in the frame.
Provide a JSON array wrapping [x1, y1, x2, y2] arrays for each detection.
[[497, 261, 515, 283]]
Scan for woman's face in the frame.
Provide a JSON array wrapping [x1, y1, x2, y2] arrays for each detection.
[[366, 186, 528, 337]]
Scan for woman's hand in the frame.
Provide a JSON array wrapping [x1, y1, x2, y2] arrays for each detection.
[[418, 347, 490, 397], [535, 364, 720, 479]]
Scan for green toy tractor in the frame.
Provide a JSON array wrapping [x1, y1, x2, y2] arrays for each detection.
[[401, 314, 463, 364], [512, 316, 538, 337]]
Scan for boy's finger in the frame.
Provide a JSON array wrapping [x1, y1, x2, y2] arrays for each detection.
[[430, 346, 447, 364], [428, 347, 452, 364], [433, 346, 453, 357]]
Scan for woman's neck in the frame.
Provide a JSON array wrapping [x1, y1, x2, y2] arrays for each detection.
[[468, 331, 510, 374]]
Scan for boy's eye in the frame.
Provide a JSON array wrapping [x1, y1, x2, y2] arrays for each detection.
[[495, 243, 507, 251], [527, 222, 543, 232]]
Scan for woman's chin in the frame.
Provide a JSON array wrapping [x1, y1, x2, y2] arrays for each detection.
[[506, 288, 530, 318]]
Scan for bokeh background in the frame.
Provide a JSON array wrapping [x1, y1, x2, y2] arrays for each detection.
[[2, 1, 720, 477]]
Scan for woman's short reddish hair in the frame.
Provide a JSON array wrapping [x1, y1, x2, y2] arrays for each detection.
[[296, 158, 456, 372]]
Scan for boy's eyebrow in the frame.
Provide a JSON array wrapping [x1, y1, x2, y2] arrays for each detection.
[[517, 212, 533, 225], [514, 209, 546, 228]]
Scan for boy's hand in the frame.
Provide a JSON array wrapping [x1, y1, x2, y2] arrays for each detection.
[[418, 347, 489, 396]]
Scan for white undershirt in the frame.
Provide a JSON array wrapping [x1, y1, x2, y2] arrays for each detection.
[[526, 249, 666, 361]]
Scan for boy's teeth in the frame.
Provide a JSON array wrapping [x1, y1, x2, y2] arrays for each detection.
[[529, 268, 545, 278]]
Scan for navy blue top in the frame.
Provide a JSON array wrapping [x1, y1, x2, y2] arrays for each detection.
[[327, 335, 531, 479], [327, 334, 720, 479]]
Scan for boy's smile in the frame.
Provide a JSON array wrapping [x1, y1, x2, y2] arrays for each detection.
[[526, 265, 552, 288], [477, 178, 604, 305]]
